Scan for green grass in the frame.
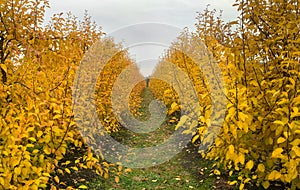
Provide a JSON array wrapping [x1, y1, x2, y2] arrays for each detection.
[[87, 139, 218, 190], [86, 88, 231, 190]]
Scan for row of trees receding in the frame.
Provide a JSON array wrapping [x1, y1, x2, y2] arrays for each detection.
[[1, 0, 300, 189], [0, 0, 145, 189], [149, 1, 300, 189]]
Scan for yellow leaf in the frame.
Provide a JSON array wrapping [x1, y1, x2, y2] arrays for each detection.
[[189, 120, 198, 130], [53, 114, 62, 120], [265, 137, 273, 145], [27, 127, 35, 132], [28, 137, 36, 142], [290, 139, 300, 146], [239, 183, 244, 190], [65, 168, 71, 174], [14, 167, 21, 175], [244, 178, 251, 183], [57, 169, 64, 175], [257, 163, 265, 173], [54, 176, 59, 183], [168, 102, 180, 115], [229, 180, 237, 185], [43, 146, 51, 155], [276, 125, 284, 136], [44, 134, 51, 143], [71, 167, 78, 171], [116, 165, 122, 172], [175, 115, 188, 130], [292, 146, 300, 157], [115, 176, 120, 183], [262, 181, 270, 189], [285, 160, 298, 182], [0, 177, 4, 186], [237, 153, 245, 165], [26, 143, 35, 148], [104, 173, 109, 179], [271, 148, 284, 158], [64, 161, 71, 166], [267, 170, 281, 181], [273, 120, 285, 126], [192, 134, 199, 144], [37, 131, 43, 137], [214, 169, 221, 175], [226, 145, 235, 160], [277, 137, 286, 144], [124, 168, 132, 173], [43, 172, 51, 177], [228, 145, 235, 155], [245, 160, 254, 170], [78, 185, 88, 189]]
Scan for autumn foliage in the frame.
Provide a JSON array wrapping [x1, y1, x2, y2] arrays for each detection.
[[0, 0, 144, 189], [150, 0, 300, 189], [1, 0, 300, 189]]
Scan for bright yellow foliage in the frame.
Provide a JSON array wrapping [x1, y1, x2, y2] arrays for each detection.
[[0, 0, 144, 189], [149, 0, 300, 189]]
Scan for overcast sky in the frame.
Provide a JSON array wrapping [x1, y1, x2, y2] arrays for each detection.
[[45, 0, 238, 76]]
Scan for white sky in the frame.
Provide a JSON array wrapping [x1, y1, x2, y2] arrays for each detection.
[[45, 0, 238, 76]]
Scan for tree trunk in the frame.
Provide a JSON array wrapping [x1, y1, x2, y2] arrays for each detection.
[[0, 36, 7, 84]]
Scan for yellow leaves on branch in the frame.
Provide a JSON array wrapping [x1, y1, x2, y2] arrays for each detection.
[[190, 0, 300, 189], [168, 102, 181, 115], [267, 170, 282, 181], [0, 0, 115, 189], [226, 145, 235, 160], [147, 0, 300, 189]]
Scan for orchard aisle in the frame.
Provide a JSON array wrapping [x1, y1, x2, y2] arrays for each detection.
[[88, 87, 231, 190]]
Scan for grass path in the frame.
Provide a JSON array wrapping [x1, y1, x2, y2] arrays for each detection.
[[88, 88, 232, 190]]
